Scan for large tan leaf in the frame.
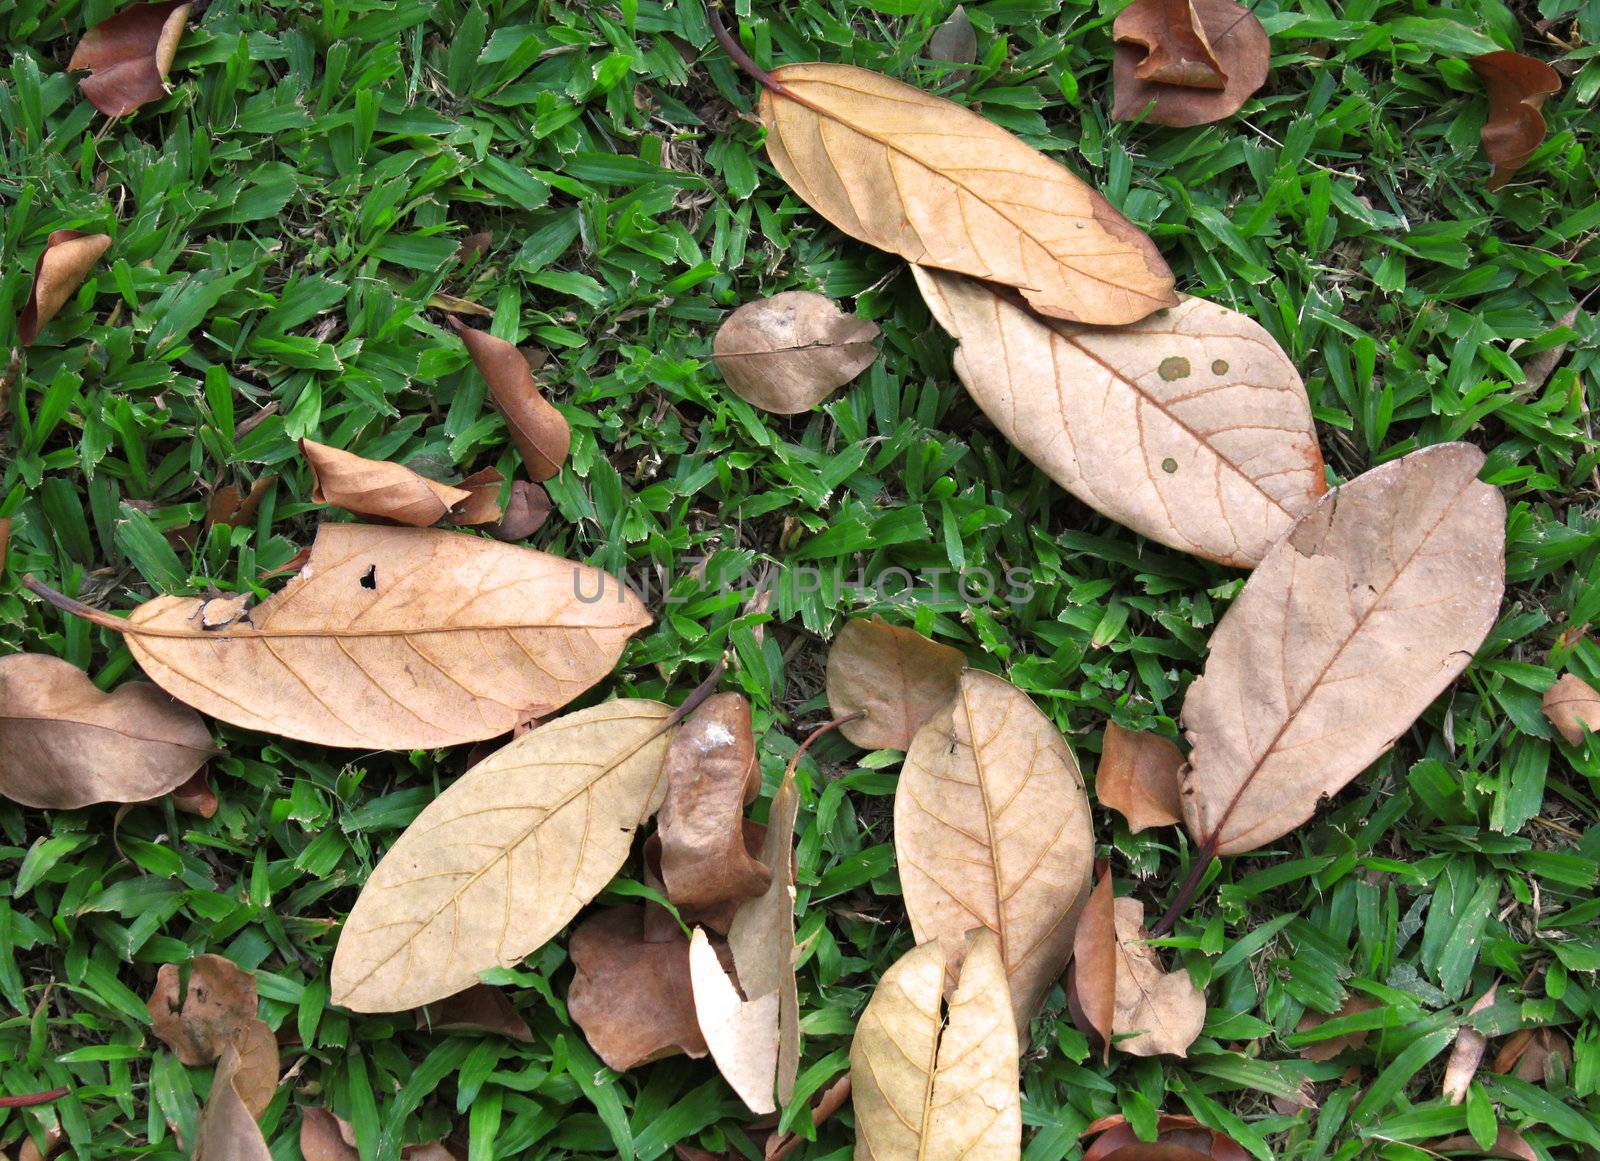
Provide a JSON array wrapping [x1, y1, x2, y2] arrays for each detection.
[[758, 63, 1175, 326], [38, 523, 648, 749], [849, 930, 1020, 1161], [825, 616, 966, 751], [1180, 443, 1505, 855], [896, 669, 1094, 1028], [912, 267, 1323, 567], [301, 439, 472, 527], [1543, 673, 1600, 746], [0, 653, 213, 809], [330, 700, 673, 1011]]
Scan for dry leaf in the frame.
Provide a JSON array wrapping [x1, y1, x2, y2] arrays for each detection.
[[147, 955, 258, 1065], [928, 6, 977, 67], [1543, 673, 1600, 746], [758, 62, 1175, 325], [1112, 0, 1269, 127], [690, 775, 803, 1113], [712, 292, 880, 415], [1471, 52, 1562, 191], [849, 930, 1020, 1161], [451, 319, 571, 480], [331, 700, 675, 1010], [0, 517, 9, 566], [567, 906, 707, 1070], [0, 653, 213, 810], [300, 1108, 357, 1161], [642, 825, 767, 942], [302, 440, 473, 527], [1097, 723, 1183, 832], [765, 1076, 852, 1161], [1493, 1026, 1572, 1083], [1294, 995, 1379, 1061], [416, 984, 533, 1042], [896, 669, 1094, 1028], [16, 231, 112, 347], [36, 523, 648, 750], [1081, 1114, 1249, 1161], [229, 1020, 280, 1119], [912, 268, 1323, 568], [489, 481, 553, 541], [169, 768, 218, 817], [1431, 1128, 1538, 1161], [658, 692, 770, 910], [1443, 984, 1497, 1104], [206, 477, 274, 529], [1515, 305, 1580, 391], [445, 468, 504, 528], [1073, 872, 1204, 1057], [1180, 444, 1505, 855], [825, 617, 965, 751], [68, 1, 191, 118], [427, 291, 494, 318], [193, 1040, 271, 1161]]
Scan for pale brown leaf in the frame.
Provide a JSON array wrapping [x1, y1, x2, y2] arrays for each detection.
[[1294, 995, 1379, 1061], [17, 231, 112, 347], [451, 319, 570, 480], [849, 930, 1020, 1161], [825, 616, 965, 751], [302, 440, 473, 527], [568, 905, 707, 1070], [912, 268, 1323, 568], [37, 523, 648, 750], [1112, 0, 1269, 128], [147, 955, 258, 1065], [1097, 723, 1183, 832], [1543, 673, 1600, 746], [1106, 894, 1204, 1056], [1431, 1128, 1538, 1161], [690, 927, 781, 1114], [69, 1, 190, 118], [445, 468, 505, 528], [712, 291, 879, 415], [415, 984, 533, 1042], [488, 481, 553, 541], [759, 63, 1175, 325], [1443, 984, 1497, 1104], [330, 700, 675, 1010], [1472, 52, 1562, 191], [928, 5, 977, 67], [658, 692, 769, 910], [0, 653, 212, 810], [1180, 444, 1505, 855], [300, 1108, 357, 1161], [170, 767, 218, 818], [1081, 1114, 1250, 1161], [192, 1041, 271, 1161], [229, 1020, 280, 1119], [896, 669, 1094, 1027]]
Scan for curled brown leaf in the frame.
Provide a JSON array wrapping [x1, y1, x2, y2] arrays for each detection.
[[170, 767, 218, 817], [568, 906, 707, 1071], [445, 468, 505, 528], [642, 825, 767, 942], [488, 481, 553, 541], [16, 231, 112, 347], [415, 984, 533, 1042], [192, 1040, 271, 1161], [147, 955, 258, 1065], [1543, 673, 1600, 746], [302, 440, 473, 527], [0, 653, 213, 810], [1097, 723, 1183, 832], [825, 616, 965, 751], [713, 292, 879, 415], [1112, 0, 1269, 127], [1081, 1114, 1250, 1161], [68, 1, 192, 118], [1471, 52, 1561, 191], [450, 318, 570, 480]]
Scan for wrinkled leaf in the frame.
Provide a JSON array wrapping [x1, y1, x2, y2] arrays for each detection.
[[1112, 0, 1269, 127], [0, 653, 213, 810], [1471, 52, 1561, 191], [1081, 1114, 1250, 1161], [658, 692, 769, 910], [825, 616, 965, 751], [568, 905, 707, 1070], [34, 523, 649, 750], [17, 230, 112, 347], [1097, 723, 1183, 832], [331, 700, 674, 1010], [69, 1, 191, 118], [712, 291, 880, 415], [928, 5, 977, 67], [415, 984, 533, 1042], [489, 481, 553, 541], [1180, 444, 1505, 855], [850, 929, 1020, 1161], [912, 268, 1323, 568], [642, 824, 766, 942], [1543, 673, 1600, 746], [147, 955, 257, 1066], [758, 62, 1175, 325], [192, 1041, 271, 1161], [302, 439, 472, 527], [896, 669, 1094, 1027], [451, 319, 570, 480]]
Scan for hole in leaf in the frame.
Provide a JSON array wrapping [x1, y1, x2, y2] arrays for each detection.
[[360, 565, 377, 590]]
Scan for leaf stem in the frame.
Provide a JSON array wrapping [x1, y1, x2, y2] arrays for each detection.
[[21, 575, 128, 633], [1148, 840, 1216, 937], [706, 2, 787, 95], [782, 712, 863, 782], [0, 1087, 70, 1109]]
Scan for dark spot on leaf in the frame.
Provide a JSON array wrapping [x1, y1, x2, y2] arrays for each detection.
[[1159, 356, 1191, 380], [360, 565, 377, 590], [1162, 457, 1179, 474], [1212, 359, 1229, 375]]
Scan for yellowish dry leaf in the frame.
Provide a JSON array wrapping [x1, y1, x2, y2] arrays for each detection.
[[849, 930, 1021, 1161], [913, 267, 1324, 567], [759, 63, 1175, 326], [1543, 673, 1600, 746], [1096, 723, 1183, 833], [1180, 444, 1506, 855], [330, 700, 675, 1011], [34, 524, 648, 750], [690, 927, 781, 1114], [1107, 895, 1204, 1057], [825, 616, 965, 751], [896, 669, 1094, 1028], [302, 440, 473, 527]]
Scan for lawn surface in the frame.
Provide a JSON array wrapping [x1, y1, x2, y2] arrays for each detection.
[[2, 0, 1599, 1158]]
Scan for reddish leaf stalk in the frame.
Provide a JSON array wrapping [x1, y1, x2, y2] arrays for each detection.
[[1149, 840, 1216, 937], [22, 575, 127, 632], [0, 1086, 70, 1109], [706, 2, 788, 95], [652, 656, 731, 740]]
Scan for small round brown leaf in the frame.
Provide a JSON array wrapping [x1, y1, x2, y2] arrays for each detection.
[[1543, 673, 1600, 747], [825, 616, 965, 751], [712, 292, 879, 415], [1112, 0, 1269, 127]]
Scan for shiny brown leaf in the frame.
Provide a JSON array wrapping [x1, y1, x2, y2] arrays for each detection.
[[1543, 673, 1600, 746], [302, 440, 473, 527], [415, 984, 533, 1042], [712, 291, 880, 415], [1112, 0, 1269, 127], [16, 230, 111, 347], [451, 319, 570, 480], [488, 481, 553, 541], [1180, 444, 1505, 855], [568, 906, 707, 1070], [758, 62, 1176, 325], [825, 616, 965, 751], [1471, 52, 1561, 191], [1097, 723, 1183, 832], [0, 653, 213, 810], [68, 1, 191, 118]]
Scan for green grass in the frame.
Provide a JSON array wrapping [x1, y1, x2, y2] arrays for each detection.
[[2, 0, 1599, 1158]]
